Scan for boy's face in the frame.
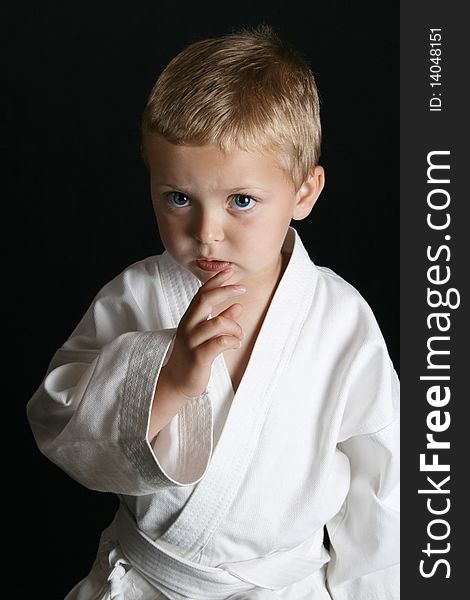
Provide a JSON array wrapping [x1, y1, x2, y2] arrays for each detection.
[[146, 135, 323, 288]]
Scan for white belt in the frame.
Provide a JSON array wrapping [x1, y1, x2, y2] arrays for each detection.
[[115, 504, 328, 600]]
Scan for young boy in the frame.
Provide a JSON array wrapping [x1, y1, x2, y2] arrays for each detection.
[[27, 25, 399, 599]]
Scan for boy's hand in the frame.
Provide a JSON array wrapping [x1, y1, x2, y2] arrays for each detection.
[[149, 268, 245, 437], [167, 267, 245, 396]]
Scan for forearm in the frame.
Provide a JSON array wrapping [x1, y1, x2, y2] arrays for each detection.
[[148, 366, 191, 440]]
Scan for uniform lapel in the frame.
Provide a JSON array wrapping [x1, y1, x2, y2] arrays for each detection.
[[157, 228, 319, 558], [158, 251, 201, 328]]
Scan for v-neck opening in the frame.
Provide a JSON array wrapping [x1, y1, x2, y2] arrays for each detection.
[[220, 353, 236, 397], [217, 231, 295, 399]]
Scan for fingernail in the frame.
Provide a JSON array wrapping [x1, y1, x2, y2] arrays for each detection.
[[233, 285, 246, 292]]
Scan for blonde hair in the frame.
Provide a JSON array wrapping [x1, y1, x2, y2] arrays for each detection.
[[141, 25, 321, 190]]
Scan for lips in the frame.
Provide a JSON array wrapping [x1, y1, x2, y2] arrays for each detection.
[[196, 258, 232, 272]]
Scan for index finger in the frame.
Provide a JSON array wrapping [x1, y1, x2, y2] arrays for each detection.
[[184, 269, 246, 327], [200, 267, 234, 290]]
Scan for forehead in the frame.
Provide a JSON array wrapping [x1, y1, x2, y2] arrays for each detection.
[[144, 135, 293, 191]]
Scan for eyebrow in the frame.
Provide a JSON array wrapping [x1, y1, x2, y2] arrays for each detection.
[[154, 182, 269, 194], [154, 183, 192, 193], [152, 183, 202, 200], [228, 186, 269, 193]]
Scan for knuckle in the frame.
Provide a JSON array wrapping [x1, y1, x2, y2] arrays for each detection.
[[215, 335, 229, 348], [211, 315, 224, 328], [198, 290, 210, 305]]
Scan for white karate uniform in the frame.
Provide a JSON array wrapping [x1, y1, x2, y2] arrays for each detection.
[[27, 227, 399, 599]]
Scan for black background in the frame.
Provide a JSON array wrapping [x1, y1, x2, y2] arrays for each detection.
[[10, 1, 398, 597]]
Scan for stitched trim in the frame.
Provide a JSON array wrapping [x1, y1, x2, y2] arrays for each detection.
[[119, 332, 174, 486]]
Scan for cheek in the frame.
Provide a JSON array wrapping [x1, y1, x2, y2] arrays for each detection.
[[230, 224, 280, 257], [155, 212, 184, 237], [154, 219, 183, 255], [228, 221, 259, 245]]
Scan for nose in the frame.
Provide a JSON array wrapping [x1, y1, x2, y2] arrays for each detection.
[[193, 208, 224, 244]]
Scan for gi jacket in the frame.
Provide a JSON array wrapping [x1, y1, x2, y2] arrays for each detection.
[[27, 227, 400, 600]]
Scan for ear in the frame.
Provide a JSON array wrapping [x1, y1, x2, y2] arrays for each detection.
[[292, 166, 325, 221]]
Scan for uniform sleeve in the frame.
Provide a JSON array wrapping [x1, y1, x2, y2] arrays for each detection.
[[26, 263, 212, 495], [325, 335, 400, 600]]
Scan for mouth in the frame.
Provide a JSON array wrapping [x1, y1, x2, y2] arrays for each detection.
[[195, 258, 232, 272]]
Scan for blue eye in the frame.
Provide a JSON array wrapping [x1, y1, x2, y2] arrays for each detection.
[[231, 195, 257, 211], [166, 192, 191, 208]]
